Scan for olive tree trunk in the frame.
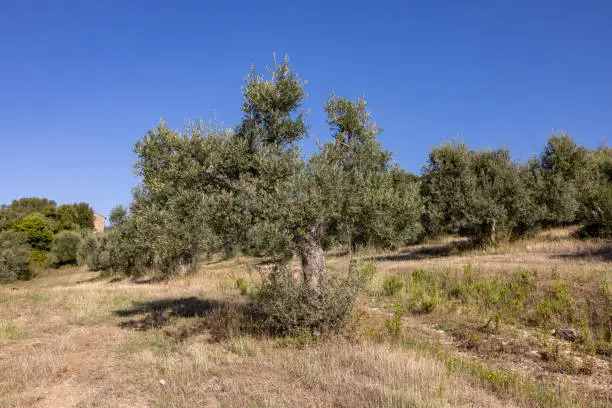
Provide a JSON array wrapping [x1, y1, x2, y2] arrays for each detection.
[[300, 226, 327, 293]]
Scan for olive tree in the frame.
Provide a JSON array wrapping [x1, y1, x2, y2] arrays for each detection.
[[534, 133, 586, 225], [421, 142, 540, 245], [576, 146, 612, 237], [121, 57, 422, 298], [0, 230, 31, 282]]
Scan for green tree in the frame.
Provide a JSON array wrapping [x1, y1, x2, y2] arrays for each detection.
[[0, 197, 57, 231], [120, 56, 422, 297], [12, 213, 53, 251], [50, 230, 82, 266], [108, 205, 128, 226], [57, 204, 78, 230], [534, 133, 586, 225], [540, 133, 587, 180], [576, 146, 612, 237], [421, 142, 540, 245], [55, 203, 94, 230], [316, 94, 423, 250], [8, 197, 56, 216], [0, 230, 31, 282], [72, 202, 94, 230]]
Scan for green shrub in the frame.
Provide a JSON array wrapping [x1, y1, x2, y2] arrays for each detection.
[[535, 280, 574, 327], [78, 232, 114, 271], [77, 234, 97, 266], [51, 230, 82, 266], [419, 290, 439, 314], [0, 231, 31, 282], [249, 263, 371, 336], [385, 303, 404, 339], [382, 275, 404, 296], [235, 277, 249, 296], [28, 248, 48, 265], [411, 268, 429, 284]]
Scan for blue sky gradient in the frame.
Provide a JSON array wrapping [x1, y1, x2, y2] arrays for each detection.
[[1, 0, 611, 217]]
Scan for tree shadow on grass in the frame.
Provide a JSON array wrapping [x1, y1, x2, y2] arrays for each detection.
[[554, 244, 612, 262], [115, 297, 222, 330], [114, 297, 249, 341], [76, 274, 108, 284], [373, 239, 473, 262]]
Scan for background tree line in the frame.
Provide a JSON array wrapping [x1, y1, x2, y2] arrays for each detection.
[[421, 135, 612, 245], [0, 198, 95, 282]]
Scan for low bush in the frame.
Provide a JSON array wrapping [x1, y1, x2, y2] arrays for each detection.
[[535, 280, 574, 327], [382, 275, 404, 296], [249, 263, 372, 336], [385, 303, 405, 339], [235, 277, 249, 296]]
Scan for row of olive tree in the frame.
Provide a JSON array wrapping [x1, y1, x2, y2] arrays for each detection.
[[82, 58, 609, 333], [420, 134, 612, 245]]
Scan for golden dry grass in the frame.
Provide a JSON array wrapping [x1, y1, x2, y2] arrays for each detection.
[[0, 229, 609, 407]]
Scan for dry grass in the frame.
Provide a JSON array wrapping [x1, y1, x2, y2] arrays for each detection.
[[0, 228, 610, 407]]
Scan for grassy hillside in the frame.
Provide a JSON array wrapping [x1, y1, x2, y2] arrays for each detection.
[[0, 228, 610, 407]]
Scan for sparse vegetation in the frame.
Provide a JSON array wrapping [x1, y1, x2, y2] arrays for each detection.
[[1, 232, 610, 407]]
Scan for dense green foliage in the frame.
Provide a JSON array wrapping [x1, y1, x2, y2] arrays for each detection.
[[576, 147, 612, 237], [421, 143, 541, 245], [249, 263, 372, 336], [11, 213, 54, 251], [421, 134, 611, 243], [77, 232, 114, 271], [50, 230, 82, 266], [0, 197, 96, 281], [108, 205, 128, 226], [0, 231, 31, 282], [85, 57, 423, 334]]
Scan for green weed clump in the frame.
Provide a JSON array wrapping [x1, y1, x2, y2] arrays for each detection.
[[385, 303, 404, 339], [382, 275, 404, 296], [235, 277, 249, 296], [535, 280, 574, 327]]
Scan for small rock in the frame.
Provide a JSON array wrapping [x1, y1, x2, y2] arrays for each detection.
[[159, 379, 166, 386], [553, 328, 576, 342]]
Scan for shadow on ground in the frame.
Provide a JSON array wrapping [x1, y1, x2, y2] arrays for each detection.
[[554, 244, 612, 262], [76, 275, 108, 284], [374, 239, 473, 262], [115, 297, 231, 331]]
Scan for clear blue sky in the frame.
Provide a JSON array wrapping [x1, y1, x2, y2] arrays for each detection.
[[1, 1, 611, 217]]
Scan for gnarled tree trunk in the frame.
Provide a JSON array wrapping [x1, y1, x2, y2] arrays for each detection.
[[300, 226, 327, 293]]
